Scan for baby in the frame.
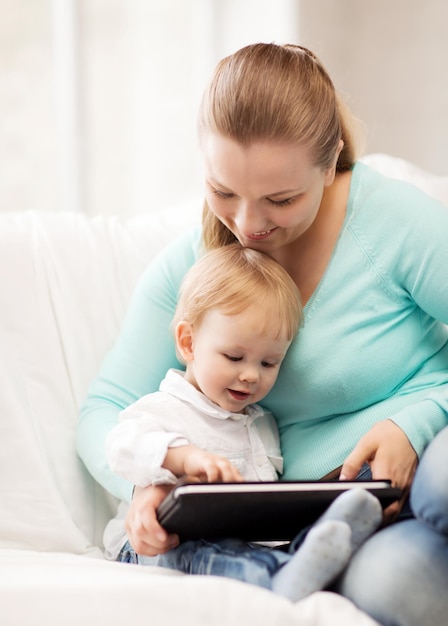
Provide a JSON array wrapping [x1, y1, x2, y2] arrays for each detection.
[[105, 243, 382, 601]]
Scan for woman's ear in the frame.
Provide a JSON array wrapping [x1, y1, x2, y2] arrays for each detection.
[[324, 139, 344, 186], [175, 321, 195, 362]]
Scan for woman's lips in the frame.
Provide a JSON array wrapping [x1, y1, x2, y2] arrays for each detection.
[[245, 227, 278, 241]]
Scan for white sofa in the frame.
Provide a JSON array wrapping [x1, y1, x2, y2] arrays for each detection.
[[1, 154, 447, 626]]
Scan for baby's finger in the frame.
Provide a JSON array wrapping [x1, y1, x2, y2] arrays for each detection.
[[216, 460, 243, 483]]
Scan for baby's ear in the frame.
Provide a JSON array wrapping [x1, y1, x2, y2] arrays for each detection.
[[175, 321, 195, 362]]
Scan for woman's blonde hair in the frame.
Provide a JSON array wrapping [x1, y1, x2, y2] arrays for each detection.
[[172, 244, 303, 345], [198, 43, 364, 249]]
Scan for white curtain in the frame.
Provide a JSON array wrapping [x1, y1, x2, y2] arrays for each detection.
[[0, 0, 299, 216]]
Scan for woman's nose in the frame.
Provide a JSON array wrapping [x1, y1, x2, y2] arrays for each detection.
[[234, 202, 262, 234]]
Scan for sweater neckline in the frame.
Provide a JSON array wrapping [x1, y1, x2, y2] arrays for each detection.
[[303, 161, 361, 315]]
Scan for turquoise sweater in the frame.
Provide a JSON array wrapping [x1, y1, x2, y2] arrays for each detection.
[[77, 163, 448, 503]]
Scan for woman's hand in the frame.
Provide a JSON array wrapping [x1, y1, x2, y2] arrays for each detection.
[[125, 484, 180, 556], [340, 419, 418, 522]]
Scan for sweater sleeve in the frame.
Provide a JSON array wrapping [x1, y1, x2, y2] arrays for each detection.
[[389, 390, 448, 457], [76, 229, 201, 502], [369, 180, 448, 455]]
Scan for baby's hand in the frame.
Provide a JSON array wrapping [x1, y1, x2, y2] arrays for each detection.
[[164, 445, 243, 483], [184, 447, 244, 483]]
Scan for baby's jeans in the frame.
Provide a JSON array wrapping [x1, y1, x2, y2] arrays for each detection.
[[119, 538, 290, 589]]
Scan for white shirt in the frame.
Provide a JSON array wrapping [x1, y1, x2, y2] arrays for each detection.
[[103, 369, 283, 558]]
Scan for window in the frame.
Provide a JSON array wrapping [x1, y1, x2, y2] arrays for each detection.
[[0, 0, 298, 215]]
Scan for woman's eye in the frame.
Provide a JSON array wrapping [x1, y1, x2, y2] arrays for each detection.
[[267, 197, 293, 207], [213, 189, 234, 200]]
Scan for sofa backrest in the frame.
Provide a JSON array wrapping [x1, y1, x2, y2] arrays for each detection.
[[0, 203, 201, 556]]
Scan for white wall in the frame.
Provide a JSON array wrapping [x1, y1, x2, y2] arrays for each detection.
[[1, 1, 447, 216], [298, 0, 448, 175]]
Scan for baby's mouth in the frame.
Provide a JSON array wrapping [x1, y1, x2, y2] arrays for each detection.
[[228, 389, 251, 401]]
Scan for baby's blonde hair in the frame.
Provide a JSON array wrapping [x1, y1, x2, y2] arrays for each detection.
[[172, 244, 302, 344]]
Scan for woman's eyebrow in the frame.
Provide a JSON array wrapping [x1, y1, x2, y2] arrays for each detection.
[[208, 177, 232, 190], [208, 176, 304, 197], [267, 188, 303, 198]]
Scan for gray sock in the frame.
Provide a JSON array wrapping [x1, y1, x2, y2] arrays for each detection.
[[316, 487, 383, 551], [272, 520, 352, 602]]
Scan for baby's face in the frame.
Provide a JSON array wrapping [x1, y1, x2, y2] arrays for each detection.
[[184, 306, 291, 413]]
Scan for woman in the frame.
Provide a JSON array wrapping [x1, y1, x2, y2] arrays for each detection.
[[77, 43, 448, 625]]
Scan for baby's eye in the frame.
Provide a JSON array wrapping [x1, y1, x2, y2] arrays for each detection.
[[224, 354, 242, 362], [261, 361, 276, 368]]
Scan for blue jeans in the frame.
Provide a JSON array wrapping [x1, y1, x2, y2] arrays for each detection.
[[337, 426, 448, 626], [116, 466, 411, 593], [119, 538, 290, 589], [118, 428, 448, 624]]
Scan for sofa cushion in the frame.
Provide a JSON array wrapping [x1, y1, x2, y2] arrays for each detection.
[[0, 204, 201, 555], [0, 549, 382, 626]]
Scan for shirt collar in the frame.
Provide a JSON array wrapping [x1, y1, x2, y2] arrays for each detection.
[[160, 368, 265, 421]]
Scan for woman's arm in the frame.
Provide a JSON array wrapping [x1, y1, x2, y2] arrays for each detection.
[[341, 181, 448, 513], [76, 229, 201, 502]]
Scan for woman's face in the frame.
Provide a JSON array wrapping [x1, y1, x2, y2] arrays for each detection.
[[202, 133, 337, 254]]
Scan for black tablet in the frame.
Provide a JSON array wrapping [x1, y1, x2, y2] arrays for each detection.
[[156, 479, 402, 542]]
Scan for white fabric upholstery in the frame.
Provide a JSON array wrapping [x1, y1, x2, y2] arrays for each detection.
[[361, 153, 448, 205], [1, 550, 380, 626], [1, 155, 447, 625], [0, 205, 202, 558]]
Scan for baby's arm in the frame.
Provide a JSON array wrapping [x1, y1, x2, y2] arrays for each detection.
[[106, 414, 243, 486], [163, 445, 243, 483]]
